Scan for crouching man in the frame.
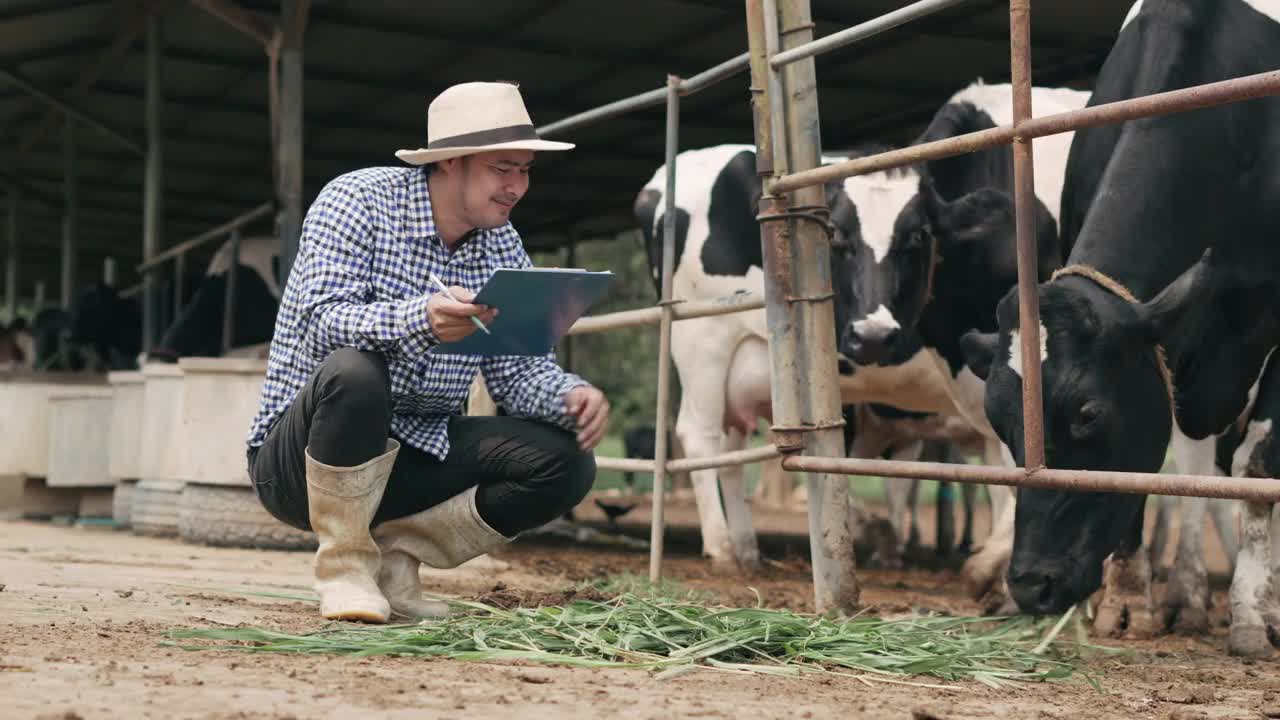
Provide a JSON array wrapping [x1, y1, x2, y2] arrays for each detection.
[[245, 81, 608, 623]]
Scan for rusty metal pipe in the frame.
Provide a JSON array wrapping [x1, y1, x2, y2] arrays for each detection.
[[136, 202, 273, 273], [781, 455, 1280, 503], [1009, 0, 1045, 471], [769, 0, 969, 69], [770, 68, 1280, 194], [598, 445, 781, 475], [648, 75, 681, 584], [566, 292, 765, 335]]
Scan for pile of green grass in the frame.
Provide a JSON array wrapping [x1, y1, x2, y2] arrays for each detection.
[[166, 588, 1117, 690]]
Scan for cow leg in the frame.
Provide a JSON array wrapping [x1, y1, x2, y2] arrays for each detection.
[[935, 482, 956, 558], [718, 426, 761, 574], [1228, 501, 1279, 657], [1163, 433, 1218, 634], [882, 444, 922, 567], [1208, 497, 1241, 574], [962, 440, 1015, 610], [1093, 513, 1160, 639], [1147, 495, 1176, 573], [958, 483, 977, 555]]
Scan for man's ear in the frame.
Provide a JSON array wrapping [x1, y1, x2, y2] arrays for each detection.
[[960, 328, 1000, 381]]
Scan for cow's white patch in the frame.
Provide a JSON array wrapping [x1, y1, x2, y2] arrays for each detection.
[[852, 305, 900, 337], [1006, 323, 1049, 379], [1244, 0, 1280, 23], [840, 171, 920, 264], [1121, 0, 1143, 30], [944, 82, 1089, 222], [1233, 419, 1274, 478]]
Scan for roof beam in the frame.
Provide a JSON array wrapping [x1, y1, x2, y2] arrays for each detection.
[[14, 1, 153, 159], [0, 0, 107, 22], [189, 0, 274, 48], [0, 64, 144, 154]]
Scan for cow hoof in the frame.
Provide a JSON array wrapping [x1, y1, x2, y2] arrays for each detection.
[[1228, 624, 1278, 658], [979, 588, 1017, 616], [1094, 595, 1160, 639], [1165, 602, 1211, 635], [961, 553, 1008, 601]]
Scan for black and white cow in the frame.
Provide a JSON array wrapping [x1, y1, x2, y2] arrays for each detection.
[[52, 234, 282, 372], [959, 0, 1280, 652], [630, 80, 1087, 574]]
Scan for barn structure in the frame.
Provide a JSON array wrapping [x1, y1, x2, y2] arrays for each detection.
[[1, 0, 1131, 326]]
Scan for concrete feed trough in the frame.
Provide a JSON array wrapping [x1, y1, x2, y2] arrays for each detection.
[[0, 371, 108, 479], [46, 387, 115, 488], [139, 363, 190, 483], [178, 357, 267, 487], [108, 371, 145, 482]]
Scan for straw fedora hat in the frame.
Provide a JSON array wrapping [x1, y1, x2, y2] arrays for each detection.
[[395, 81, 574, 165]]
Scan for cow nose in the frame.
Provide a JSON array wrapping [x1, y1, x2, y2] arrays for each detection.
[[1009, 571, 1074, 615], [845, 323, 899, 365]]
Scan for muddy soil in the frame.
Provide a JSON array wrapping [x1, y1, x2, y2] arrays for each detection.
[[0, 495, 1273, 720]]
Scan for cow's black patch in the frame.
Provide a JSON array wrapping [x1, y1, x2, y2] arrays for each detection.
[[700, 149, 763, 278], [916, 102, 1009, 202]]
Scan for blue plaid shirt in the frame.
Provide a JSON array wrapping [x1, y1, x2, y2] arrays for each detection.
[[246, 166, 589, 459]]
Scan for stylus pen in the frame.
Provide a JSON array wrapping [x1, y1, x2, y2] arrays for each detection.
[[427, 272, 491, 335]]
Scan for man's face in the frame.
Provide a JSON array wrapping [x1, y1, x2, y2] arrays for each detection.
[[449, 149, 533, 229]]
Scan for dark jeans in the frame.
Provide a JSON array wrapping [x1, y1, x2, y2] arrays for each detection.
[[247, 348, 596, 537]]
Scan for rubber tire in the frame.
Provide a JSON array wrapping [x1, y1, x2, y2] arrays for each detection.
[[178, 483, 317, 552], [112, 480, 137, 528], [130, 479, 184, 538]]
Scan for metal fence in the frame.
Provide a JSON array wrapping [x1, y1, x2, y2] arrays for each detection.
[[537, 0, 1280, 610], [123, 202, 273, 356]]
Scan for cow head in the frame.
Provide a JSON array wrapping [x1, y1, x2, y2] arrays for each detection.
[[837, 173, 1047, 367], [959, 250, 1280, 614]]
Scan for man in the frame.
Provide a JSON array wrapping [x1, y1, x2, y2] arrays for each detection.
[[245, 81, 609, 624]]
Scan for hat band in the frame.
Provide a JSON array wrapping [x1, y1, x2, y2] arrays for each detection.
[[426, 123, 539, 150]]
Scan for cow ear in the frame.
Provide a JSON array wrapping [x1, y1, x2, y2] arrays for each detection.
[[960, 329, 999, 381], [1131, 250, 1216, 344], [916, 174, 943, 226], [937, 188, 1015, 246]]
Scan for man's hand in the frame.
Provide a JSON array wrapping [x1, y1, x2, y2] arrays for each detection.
[[427, 286, 498, 343], [566, 385, 609, 450]]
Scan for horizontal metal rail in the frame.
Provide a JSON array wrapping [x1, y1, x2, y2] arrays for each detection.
[[770, 0, 969, 69], [537, 53, 750, 138], [566, 291, 765, 335], [136, 202, 274, 273], [770, 68, 1280, 194], [781, 455, 1280, 503], [597, 444, 780, 474]]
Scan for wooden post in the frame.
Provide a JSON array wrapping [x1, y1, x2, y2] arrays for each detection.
[[142, 10, 164, 352], [747, 0, 858, 613], [103, 257, 117, 286], [61, 116, 78, 307], [275, 0, 306, 289], [5, 189, 18, 320], [34, 279, 46, 311]]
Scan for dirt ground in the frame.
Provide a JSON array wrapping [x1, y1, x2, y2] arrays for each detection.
[[1, 494, 1277, 720]]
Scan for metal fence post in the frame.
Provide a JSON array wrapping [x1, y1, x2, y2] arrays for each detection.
[[748, 0, 859, 613], [173, 252, 185, 321], [1009, 0, 1045, 471], [61, 116, 77, 308], [222, 228, 241, 354], [142, 9, 163, 352], [649, 75, 681, 584], [5, 189, 18, 321]]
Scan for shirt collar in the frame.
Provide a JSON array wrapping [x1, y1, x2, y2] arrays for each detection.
[[406, 167, 491, 261]]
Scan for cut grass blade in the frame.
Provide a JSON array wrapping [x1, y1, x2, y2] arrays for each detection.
[[165, 592, 1121, 689]]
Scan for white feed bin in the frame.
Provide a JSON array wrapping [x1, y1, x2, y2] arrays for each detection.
[[178, 357, 267, 487], [46, 387, 115, 488], [108, 371, 145, 481], [0, 370, 108, 479], [139, 363, 190, 482]]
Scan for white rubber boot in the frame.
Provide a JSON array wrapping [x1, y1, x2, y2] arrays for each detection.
[[373, 485, 509, 619], [305, 439, 399, 623]]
